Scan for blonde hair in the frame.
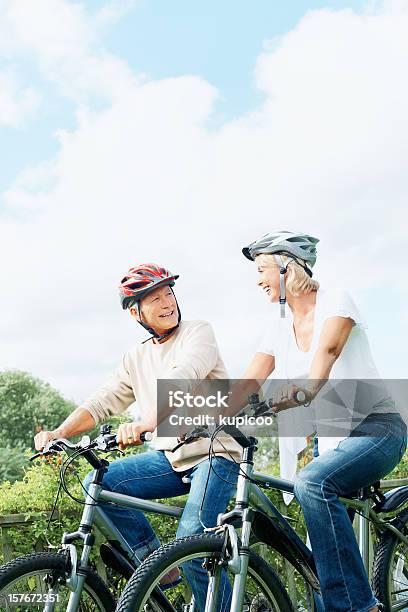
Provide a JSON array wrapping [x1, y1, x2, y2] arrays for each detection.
[[256, 253, 319, 296]]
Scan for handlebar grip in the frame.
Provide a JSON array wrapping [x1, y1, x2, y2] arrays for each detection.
[[221, 424, 252, 448], [294, 390, 307, 403], [140, 431, 153, 443]]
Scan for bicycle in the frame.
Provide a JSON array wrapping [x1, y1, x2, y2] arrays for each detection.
[[116, 394, 408, 612], [0, 425, 189, 611]]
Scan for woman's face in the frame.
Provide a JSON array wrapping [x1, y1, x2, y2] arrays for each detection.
[[256, 260, 281, 303]]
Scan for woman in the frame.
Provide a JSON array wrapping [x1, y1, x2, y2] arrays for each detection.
[[235, 231, 407, 612]]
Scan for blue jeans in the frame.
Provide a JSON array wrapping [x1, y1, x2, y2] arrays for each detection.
[[83, 450, 238, 611], [294, 413, 407, 612]]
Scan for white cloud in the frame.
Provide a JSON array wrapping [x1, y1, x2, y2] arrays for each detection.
[[1, 0, 407, 401], [0, 68, 41, 127], [0, 0, 138, 104], [374, 0, 408, 14], [95, 0, 139, 27]]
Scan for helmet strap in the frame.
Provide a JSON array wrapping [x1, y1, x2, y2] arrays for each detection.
[[276, 255, 294, 318], [136, 289, 181, 343], [279, 266, 287, 318]]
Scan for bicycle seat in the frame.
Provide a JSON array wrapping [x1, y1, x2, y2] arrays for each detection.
[[373, 485, 408, 513]]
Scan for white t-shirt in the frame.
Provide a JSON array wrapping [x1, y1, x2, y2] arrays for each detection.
[[257, 287, 395, 497]]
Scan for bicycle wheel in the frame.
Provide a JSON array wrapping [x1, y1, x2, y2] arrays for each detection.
[[116, 533, 294, 612], [372, 508, 408, 611], [0, 551, 115, 611]]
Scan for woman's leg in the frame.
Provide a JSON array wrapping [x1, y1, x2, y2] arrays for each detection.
[[294, 413, 407, 612], [83, 450, 189, 562]]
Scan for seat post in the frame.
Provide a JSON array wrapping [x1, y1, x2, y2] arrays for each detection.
[[357, 499, 372, 572]]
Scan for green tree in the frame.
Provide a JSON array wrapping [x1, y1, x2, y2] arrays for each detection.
[[0, 370, 75, 449]]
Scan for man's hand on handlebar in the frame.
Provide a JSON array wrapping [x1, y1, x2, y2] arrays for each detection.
[[116, 422, 155, 450], [34, 429, 63, 452], [30, 425, 153, 463]]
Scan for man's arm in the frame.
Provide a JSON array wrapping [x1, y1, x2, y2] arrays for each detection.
[[34, 352, 136, 450], [34, 407, 96, 450]]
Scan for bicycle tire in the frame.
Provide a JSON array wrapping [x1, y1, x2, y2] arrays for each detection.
[[0, 551, 116, 611], [372, 508, 408, 611], [116, 533, 294, 612]]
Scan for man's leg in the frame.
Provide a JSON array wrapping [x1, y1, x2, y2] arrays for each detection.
[[83, 450, 189, 562], [177, 457, 239, 612]]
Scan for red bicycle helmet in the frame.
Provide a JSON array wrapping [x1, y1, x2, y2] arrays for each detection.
[[119, 263, 181, 341], [119, 263, 179, 310]]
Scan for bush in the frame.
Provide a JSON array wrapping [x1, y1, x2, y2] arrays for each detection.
[[0, 370, 75, 449], [0, 445, 30, 483], [0, 440, 179, 563], [0, 370, 134, 483]]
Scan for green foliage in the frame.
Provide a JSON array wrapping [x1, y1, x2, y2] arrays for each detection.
[[387, 448, 408, 480], [0, 444, 29, 483], [0, 369, 138, 483], [0, 370, 75, 449], [0, 369, 78, 483], [0, 442, 177, 562]]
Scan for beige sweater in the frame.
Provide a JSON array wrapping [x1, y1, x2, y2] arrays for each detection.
[[82, 320, 242, 470]]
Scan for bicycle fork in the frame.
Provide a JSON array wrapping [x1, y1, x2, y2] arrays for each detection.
[[58, 459, 107, 612], [204, 441, 256, 612]]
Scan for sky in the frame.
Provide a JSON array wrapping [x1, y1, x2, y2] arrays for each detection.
[[0, 0, 407, 403]]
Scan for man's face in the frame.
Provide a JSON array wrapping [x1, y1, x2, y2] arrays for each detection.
[[131, 284, 178, 333]]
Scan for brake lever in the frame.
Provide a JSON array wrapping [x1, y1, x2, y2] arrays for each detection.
[[253, 400, 276, 418], [30, 435, 91, 463], [29, 449, 60, 462], [93, 433, 126, 456], [171, 426, 210, 452], [103, 444, 125, 456], [29, 451, 43, 462]]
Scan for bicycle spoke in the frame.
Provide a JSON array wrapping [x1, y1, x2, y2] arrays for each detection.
[[389, 541, 408, 611]]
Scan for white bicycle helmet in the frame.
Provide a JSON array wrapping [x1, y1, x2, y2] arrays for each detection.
[[242, 231, 319, 317]]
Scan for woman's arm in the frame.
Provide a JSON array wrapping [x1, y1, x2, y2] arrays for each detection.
[[224, 352, 275, 417], [306, 316, 355, 397], [272, 316, 354, 411]]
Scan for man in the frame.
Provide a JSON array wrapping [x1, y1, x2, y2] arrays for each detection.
[[34, 263, 240, 603]]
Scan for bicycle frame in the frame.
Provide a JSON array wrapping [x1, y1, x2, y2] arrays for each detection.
[[57, 458, 184, 612], [207, 443, 320, 612], [338, 495, 408, 574], [206, 440, 408, 612]]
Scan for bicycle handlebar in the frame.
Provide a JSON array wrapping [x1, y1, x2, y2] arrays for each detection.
[[173, 395, 278, 451], [174, 385, 310, 450], [29, 428, 153, 462]]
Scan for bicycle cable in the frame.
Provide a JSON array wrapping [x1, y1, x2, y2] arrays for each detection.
[[208, 426, 261, 485], [47, 444, 145, 565], [198, 425, 262, 528], [59, 446, 104, 506], [44, 476, 64, 549]]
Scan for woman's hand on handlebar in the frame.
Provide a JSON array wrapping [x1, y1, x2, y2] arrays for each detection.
[[270, 384, 313, 413], [116, 422, 154, 450]]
